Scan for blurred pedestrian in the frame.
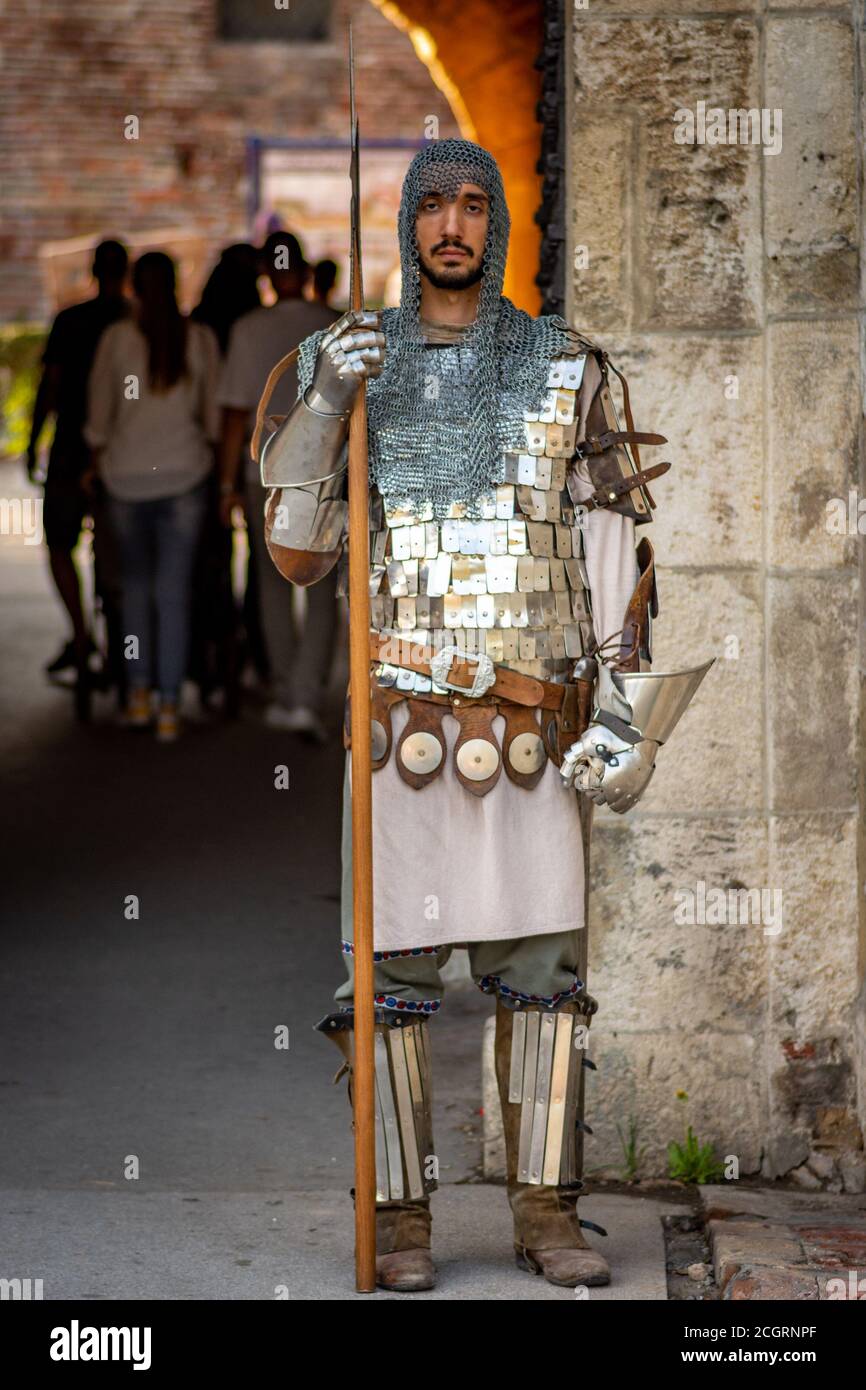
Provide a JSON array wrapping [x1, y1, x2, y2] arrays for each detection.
[[217, 231, 339, 741], [83, 251, 220, 742], [189, 244, 264, 710], [26, 239, 130, 710], [312, 258, 339, 308], [191, 243, 261, 353]]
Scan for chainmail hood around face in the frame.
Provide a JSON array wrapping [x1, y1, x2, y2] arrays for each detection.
[[296, 139, 575, 519]]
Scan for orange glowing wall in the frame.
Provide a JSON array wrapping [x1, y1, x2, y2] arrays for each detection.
[[369, 0, 544, 315]]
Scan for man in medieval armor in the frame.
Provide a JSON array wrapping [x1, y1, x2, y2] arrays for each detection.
[[257, 140, 710, 1293]]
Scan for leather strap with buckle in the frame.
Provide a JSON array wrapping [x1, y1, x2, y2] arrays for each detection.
[[574, 429, 666, 459], [581, 461, 671, 513], [599, 353, 666, 509], [368, 632, 577, 711]]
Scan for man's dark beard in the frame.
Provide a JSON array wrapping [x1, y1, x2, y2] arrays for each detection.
[[418, 250, 485, 292]]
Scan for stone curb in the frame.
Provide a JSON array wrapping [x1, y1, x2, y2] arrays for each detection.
[[699, 1186, 866, 1301]]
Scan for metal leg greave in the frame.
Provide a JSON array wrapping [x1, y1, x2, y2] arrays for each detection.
[[318, 1010, 437, 1261], [373, 1019, 437, 1203], [494, 996, 610, 1285], [506, 1002, 586, 1188]]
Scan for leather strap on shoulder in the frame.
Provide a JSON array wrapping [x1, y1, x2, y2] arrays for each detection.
[[250, 346, 300, 467], [602, 353, 660, 506]]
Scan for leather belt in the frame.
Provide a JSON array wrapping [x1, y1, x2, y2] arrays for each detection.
[[368, 631, 579, 711]]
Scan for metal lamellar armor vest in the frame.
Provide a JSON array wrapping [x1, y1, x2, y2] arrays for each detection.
[[344, 346, 598, 797], [368, 349, 595, 683]]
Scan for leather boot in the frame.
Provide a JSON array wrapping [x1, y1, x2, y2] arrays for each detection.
[[323, 1014, 437, 1293], [374, 1197, 435, 1291], [493, 997, 611, 1288]]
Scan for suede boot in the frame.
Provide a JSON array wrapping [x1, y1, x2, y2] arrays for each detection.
[[373, 1196, 435, 1291]]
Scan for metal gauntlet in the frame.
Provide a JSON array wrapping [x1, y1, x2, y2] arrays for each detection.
[[561, 659, 714, 813]]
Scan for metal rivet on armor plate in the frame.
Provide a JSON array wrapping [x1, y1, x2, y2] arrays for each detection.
[[456, 738, 500, 781], [508, 732, 546, 773], [371, 720, 388, 761], [400, 731, 443, 774]]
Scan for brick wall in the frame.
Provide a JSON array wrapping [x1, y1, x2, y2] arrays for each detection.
[[0, 0, 460, 321]]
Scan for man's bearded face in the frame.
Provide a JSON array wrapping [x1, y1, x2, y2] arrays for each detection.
[[414, 181, 490, 292]]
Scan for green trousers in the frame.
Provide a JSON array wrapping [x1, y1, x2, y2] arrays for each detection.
[[335, 931, 585, 1016]]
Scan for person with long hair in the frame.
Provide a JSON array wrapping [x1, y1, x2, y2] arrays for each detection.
[[191, 242, 261, 353], [189, 243, 264, 709], [83, 250, 220, 741]]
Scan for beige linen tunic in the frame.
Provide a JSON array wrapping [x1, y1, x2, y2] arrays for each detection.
[[341, 324, 640, 953]]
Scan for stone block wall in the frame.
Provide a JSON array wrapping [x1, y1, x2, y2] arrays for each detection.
[[566, 0, 864, 1189]]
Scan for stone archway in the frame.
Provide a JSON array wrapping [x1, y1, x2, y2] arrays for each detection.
[[368, 0, 545, 313]]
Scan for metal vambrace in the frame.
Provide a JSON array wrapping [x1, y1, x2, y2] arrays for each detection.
[[259, 310, 383, 568], [260, 387, 349, 561], [319, 1013, 437, 1203]]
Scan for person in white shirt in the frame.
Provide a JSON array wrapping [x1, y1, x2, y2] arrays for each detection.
[[217, 231, 339, 742], [84, 251, 220, 741]]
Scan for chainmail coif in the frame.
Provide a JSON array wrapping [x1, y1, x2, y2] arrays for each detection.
[[296, 139, 575, 519]]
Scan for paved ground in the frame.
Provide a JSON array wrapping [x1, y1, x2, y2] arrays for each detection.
[[0, 463, 685, 1301], [1, 1188, 686, 1301]]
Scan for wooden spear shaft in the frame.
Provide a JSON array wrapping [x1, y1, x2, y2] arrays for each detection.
[[347, 26, 376, 1290], [347, 375, 376, 1293]]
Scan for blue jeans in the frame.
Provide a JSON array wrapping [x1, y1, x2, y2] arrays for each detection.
[[109, 480, 208, 701]]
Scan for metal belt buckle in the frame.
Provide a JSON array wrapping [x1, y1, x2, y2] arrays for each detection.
[[430, 644, 496, 698], [574, 434, 603, 461]]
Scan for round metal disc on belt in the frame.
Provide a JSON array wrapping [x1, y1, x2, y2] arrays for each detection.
[[370, 719, 388, 761], [400, 731, 443, 773], [456, 738, 500, 781], [508, 731, 546, 774]]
